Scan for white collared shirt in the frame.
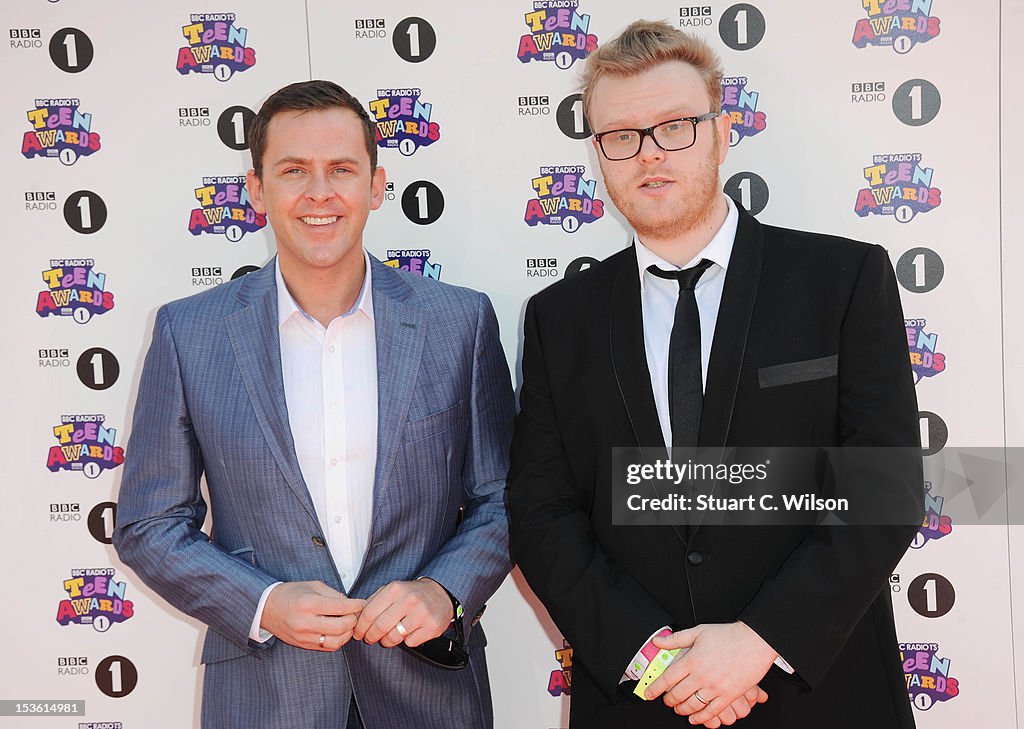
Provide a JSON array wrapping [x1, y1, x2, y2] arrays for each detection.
[[249, 251, 378, 641], [635, 194, 738, 451]]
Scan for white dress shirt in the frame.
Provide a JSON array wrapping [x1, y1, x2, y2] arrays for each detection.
[[248, 251, 378, 642], [626, 195, 795, 676]]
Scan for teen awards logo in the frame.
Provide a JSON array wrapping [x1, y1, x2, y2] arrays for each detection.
[[36, 260, 115, 324], [853, 0, 941, 54], [369, 89, 441, 156], [900, 642, 960, 710], [855, 154, 941, 222], [912, 482, 952, 548], [56, 568, 134, 631], [905, 319, 946, 383], [517, 1, 598, 69], [384, 249, 442, 280], [176, 13, 256, 80], [188, 176, 266, 241], [22, 98, 101, 165], [547, 640, 573, 696], [46, 414, 125, 478], [721, 78, 766, 146], [525, 165, 604, 233]]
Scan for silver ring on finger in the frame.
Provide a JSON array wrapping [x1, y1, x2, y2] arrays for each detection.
[[694, 691, 710, 705], [319, 634, 326, 648], [395, 621, 409, 637]]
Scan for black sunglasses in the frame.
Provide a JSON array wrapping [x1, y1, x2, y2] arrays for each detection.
[[403, 602, 475, 670]]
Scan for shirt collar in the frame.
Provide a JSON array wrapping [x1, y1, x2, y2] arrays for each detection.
[[636, 193, 739, 291], [276, 249, 375, 329]]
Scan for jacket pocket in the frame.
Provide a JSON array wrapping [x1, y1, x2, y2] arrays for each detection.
[[402, 399, 466, 443], [200, 627, 257, 665], [758, 354, 838, 388]]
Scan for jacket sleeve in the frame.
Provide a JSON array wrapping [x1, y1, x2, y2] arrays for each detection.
[[112, 305, 279, 651], [738, 244, 924, 688], [508, 295, 677, 702], [417, 292, 516, 626]]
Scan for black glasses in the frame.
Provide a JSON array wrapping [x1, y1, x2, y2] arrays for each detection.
[[593, 112, 720, 161], [403, 602, 473, 671]]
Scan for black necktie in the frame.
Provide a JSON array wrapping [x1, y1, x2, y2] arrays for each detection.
[[647, 260, 714, 450]]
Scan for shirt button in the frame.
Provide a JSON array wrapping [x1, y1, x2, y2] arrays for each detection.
[[686, 551, 704, 566], [330, 402, 338, 410], [334, 516, 342, 524], [328, 345, 336, 353], [330, 458, 338, 467]]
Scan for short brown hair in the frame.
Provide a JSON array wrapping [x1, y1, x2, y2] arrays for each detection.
[[580, 20, 723, 121], [248, 80, 377, 178]]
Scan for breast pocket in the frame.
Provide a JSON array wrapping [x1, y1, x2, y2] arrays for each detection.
[[758, 354, 838, 389], [402, 399, 467, 443]]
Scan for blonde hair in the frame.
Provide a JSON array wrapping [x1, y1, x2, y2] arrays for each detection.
[[581, 19, 723, 121]]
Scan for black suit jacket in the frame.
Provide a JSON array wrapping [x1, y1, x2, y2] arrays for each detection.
[[508, 206, 923, 729]]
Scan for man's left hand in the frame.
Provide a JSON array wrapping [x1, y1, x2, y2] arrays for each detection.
[[353, 578, 454, 649], [645, 622, 778, 724]]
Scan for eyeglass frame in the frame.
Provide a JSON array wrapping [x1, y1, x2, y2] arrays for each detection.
[[592, 112, 721, 161]]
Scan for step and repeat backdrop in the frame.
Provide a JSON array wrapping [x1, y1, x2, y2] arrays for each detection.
[[1, 0, 1020, 727]]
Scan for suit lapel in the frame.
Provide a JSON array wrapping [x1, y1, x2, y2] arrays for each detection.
[[369, 258, 426, 524], [699, 206, 763, 448], [610, 245, 667, 457], [689, 207, 764, 543], [225, 262, 319, 527]]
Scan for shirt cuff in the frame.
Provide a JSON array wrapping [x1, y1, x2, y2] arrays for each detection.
[[249, 582, 283, 643], [774, 654, 795, 674]]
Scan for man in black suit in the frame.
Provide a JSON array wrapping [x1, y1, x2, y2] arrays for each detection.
[[508, 20, 923, 729]]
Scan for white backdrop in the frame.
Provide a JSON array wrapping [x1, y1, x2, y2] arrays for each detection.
[[0, 0, 1020, 727]]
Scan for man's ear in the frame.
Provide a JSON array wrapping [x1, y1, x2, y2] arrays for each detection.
[[715, 113, 731, 165], [369, 165, 387, 211], [246, 169, 266, 214]]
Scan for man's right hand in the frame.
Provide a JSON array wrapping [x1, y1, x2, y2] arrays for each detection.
[[260, 581, 365, 651]]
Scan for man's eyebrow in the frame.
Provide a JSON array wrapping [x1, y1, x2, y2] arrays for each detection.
[[271, 156, 361, 167]]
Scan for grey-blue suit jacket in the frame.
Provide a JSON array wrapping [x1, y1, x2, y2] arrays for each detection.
[[113, 256, 515, 728]]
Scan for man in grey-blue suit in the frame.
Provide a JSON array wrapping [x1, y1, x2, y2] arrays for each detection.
[[113, 80, 515, 728]]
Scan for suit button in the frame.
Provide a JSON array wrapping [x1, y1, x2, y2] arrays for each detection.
[[312, 536, 326, 547], [687, 551, 703, 566]]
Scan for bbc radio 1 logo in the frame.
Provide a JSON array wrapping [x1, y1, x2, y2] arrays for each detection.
[[912, 482, 952, 548], [176, 13, 256, 80], [384, 249, 442, 280], [517, 0, 598, 69], [855, 154, 941, 222], [22, 98, 101, 165], [525, 165, 604, 233], [369, 89, 441, 156], [853, 0, 940, 54], [37, 260, 115, 324], [905, 319, 945, 383], [10, 27, 95, 72], [547, 640, 573, 696], [56, 568, 134, 632], [900, 642, 959, 711], [188, 176, 266, 241], [47, 414, 125, 478], [721, 78, 766, 146]]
